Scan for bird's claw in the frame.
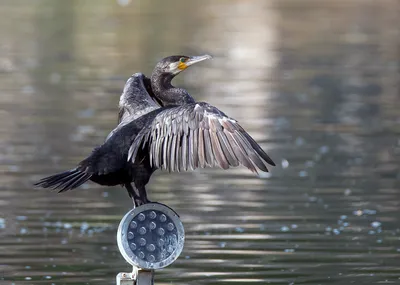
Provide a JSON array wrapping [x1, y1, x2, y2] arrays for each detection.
[[132, 198, 150, 208]]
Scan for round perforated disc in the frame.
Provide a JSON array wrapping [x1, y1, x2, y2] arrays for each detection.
[[117, 203, 185, 269]]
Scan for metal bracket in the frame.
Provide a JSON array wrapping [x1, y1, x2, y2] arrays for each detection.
[[116, 268, 154, 285], [116, 271, 136, 285]]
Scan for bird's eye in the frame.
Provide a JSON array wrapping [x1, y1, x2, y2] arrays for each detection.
[[180, 57, 186, 63]]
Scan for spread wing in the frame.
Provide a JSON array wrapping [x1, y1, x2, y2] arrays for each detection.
[[118, 73, 160, 125], [128, 102, 275, 173]]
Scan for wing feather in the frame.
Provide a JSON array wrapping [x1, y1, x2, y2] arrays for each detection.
[[128, 103, 275, 174], [170, 132, 177, 172], [210, 130, 229, 169], [234, 130, 268, 172], [225, 132, 257, 173], [182, 134, 188, 171], [217, 131, 238, 166], [162, 135, 170, 170], [176, 133, 182, 172], [203, 129, 214, 166], [198, 128, 206, 168]]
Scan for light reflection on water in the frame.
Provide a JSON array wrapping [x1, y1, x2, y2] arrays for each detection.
[[1, 0, 400, 284]]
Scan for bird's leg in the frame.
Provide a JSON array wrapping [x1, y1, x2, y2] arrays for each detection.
[[138, 185, 152, 204], [125, 183, 142, 208], [131, 196, 136, 208]]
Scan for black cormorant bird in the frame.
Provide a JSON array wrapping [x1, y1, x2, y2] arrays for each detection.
[[35, 73, 160, 205], [35, 55, 275, 207]]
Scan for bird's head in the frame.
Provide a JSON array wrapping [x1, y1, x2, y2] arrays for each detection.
[[154, 54, 213, 76]]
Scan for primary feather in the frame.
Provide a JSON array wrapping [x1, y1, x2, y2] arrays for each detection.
[[128, 102, 275, 174]]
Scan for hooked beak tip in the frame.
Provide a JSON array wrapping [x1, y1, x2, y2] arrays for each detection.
[[202, 54, 213, 60], [186, 54, 213, 67]]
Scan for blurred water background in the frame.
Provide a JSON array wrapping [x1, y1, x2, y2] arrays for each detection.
[[0, 0, 400, 284]]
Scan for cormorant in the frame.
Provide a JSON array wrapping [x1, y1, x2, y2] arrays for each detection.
[[35, 73, 160, 205], [35, 55, 275, 207]]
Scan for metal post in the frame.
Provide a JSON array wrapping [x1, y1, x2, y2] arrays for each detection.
[[136, 269, 154, 285]]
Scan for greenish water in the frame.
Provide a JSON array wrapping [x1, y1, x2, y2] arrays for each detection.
[[0, 1, 399, 284]]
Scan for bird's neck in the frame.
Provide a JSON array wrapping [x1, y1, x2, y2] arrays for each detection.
[[151, 72, 195, 106]]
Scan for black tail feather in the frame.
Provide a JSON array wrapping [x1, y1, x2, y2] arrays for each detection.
[[34, 168, 92, 192]]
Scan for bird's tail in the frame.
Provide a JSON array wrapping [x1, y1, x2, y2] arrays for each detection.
[[34, 168, 92, 193]]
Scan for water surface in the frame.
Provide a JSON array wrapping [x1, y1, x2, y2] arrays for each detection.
[[0, 1, 399, 284]]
